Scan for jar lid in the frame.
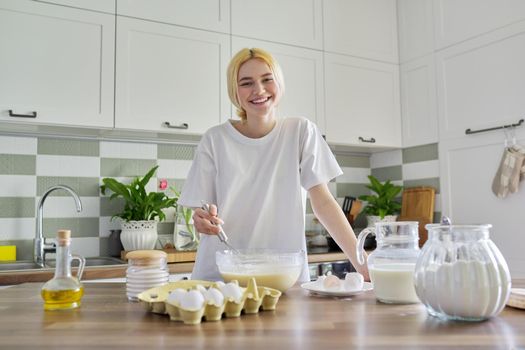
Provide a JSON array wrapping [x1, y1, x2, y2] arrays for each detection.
[[126, 250, 167, 261]]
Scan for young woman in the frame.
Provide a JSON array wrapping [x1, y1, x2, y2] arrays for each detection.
[[179, 48, 369, 283]]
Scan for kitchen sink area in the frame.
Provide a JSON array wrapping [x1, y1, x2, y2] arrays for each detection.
[[0, 257, 126, 272]]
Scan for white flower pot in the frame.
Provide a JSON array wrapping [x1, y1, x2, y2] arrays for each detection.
[[120, 220, 158, 251]]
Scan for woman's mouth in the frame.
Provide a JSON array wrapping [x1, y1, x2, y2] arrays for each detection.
[[250, 96, 271, 105]]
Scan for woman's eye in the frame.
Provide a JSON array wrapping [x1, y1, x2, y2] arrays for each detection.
[[240, 82, 252, 87], [263, 78, 274, 83]]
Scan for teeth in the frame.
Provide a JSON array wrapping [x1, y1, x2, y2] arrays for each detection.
[[251, 97, 270, 104]]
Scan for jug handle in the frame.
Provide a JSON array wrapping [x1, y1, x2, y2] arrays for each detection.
[[356, 228, 374, 265], [71, 254, 86, 281]]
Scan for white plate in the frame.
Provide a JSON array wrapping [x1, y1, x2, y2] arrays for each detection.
[[301, 281, 373, 297]]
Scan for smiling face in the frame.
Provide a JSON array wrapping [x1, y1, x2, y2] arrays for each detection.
[[236, 58, 282, 121]]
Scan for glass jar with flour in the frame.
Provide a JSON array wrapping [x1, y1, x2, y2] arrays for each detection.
[[414, 224, 511, 321]]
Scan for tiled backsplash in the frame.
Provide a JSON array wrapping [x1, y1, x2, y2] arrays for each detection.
[[0, 134, 439, 260]]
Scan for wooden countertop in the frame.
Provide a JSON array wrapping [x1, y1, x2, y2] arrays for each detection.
[[0, 282, 524, 349]]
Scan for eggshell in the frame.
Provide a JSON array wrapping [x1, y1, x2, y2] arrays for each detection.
[[205, 287, 225, 306], [167, 288, 187, 305], [344, 272, 364, 291], [179, 290, 205, 311], [221, 282, 243, 303], [323, 274, 342, 290]]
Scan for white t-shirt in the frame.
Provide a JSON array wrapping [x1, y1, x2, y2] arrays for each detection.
[[179, 117, 342, 282]]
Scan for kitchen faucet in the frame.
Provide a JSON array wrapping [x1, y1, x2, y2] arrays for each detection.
[[34, 185, 82, 267]]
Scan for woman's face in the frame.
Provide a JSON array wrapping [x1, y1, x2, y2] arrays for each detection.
[[236, 58, 282, 120]]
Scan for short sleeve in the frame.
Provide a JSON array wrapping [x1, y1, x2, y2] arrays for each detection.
[[299, 120, 343, 190], [178, 136, 217, 208]]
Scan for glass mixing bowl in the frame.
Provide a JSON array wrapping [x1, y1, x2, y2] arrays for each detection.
[[216, 249, 304, 292]]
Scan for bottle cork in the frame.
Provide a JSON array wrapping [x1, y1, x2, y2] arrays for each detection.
[[57, 229, 71, 246]]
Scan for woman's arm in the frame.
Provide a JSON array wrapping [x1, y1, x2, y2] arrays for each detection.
[[308, 183, 370, 281]]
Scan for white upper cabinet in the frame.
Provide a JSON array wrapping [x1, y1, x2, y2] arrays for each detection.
[[117, 0, 230, 33], [433, 0, 525, 50], [397, 0, 433, 63], [324, 53, 401, 147], [324, 0, 398, 63], [436, 21, 525, 140], [0, 0, 115, 128], [232, 37, 325, 133], [231, 0, 323, 49], [400, 55, 438, 147], [32, 0, 115, 13], [115, 17, 231, 135]]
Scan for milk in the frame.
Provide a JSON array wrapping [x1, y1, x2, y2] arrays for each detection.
[[369, 263, 419, 304]]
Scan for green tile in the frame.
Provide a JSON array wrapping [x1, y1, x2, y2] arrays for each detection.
[[157, 144, 196, 160], [1, 240, 33, 260], [38, 138, 99, 156], [0, 198, 35, 218], [336, 183, 370, 198], [0, 154, 36, 175], [335, 154, 370, 168], [100, 197, 125, 217], [99, 237, 110, 257], [403, 178, 440, 193], [100, 158, 157, 177], [402, 143, 438, 164], [371, 166, 402, 182], [433, 211, 441, 223], [43, 218, 99, 238], [158, 222, 174, 236], [37, 177, 99, 197]]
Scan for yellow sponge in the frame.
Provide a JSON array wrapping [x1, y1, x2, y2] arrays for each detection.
[[0, 246, 16, 261]]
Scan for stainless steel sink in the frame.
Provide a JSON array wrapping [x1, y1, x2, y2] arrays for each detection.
[[0, 257, 126, 271]]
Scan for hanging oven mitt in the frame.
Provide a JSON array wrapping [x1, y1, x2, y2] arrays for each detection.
[[492, 146, 525, 198], [511, 144, 525, 182]]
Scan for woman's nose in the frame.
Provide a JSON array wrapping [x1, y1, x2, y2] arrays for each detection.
[[253, 81, 265, 93]]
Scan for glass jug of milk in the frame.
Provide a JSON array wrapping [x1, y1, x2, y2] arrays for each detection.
[[356, 221, 420, 304]]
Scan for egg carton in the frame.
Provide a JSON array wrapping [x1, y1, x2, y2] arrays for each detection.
[[137, 278, 282, 324]]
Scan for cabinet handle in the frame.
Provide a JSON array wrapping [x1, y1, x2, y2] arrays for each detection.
[[358, 136, 376, 143], [8, 110, 37, 118], [163, 122, 189, 130]]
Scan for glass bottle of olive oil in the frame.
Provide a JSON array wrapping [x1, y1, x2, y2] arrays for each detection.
[[41, 230, 86, 310]]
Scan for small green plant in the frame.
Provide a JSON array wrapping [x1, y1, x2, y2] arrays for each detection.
[[170, 187, 194, 237], [358, 175, 402, 219], [100, 165, 178, 222]]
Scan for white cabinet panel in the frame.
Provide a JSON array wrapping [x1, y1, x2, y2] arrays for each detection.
[[436, 21, 525, 140], [433, 0, 525, 50], [33, 0, 115, 13], [397, 0, 433, 63], [325, 53, 401, 147], [115, 17, 230, 134], [231, 0, 322, 49], [232, 37, 325, 133], [439, 130, 525, 278], [0, 0, 115, 128], [400, 55, 438, 147], [117, 0, 230, 33], [324, 0, 398, 63]]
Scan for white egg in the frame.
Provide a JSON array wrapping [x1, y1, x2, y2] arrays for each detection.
[[205, 287, 225, 306], [221, 282, 243, 303], [167, 288, 187, 305], [179, 290, 205, 311], [215, 281, 225, 289], [344, 272, 364, 291], [195, 284, 207, 296], [323, 274, 342, 290]]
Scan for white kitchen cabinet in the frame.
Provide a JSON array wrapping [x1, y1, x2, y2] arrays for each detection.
[[397, 0, 433, 63], [115, 17, 231, 135], [231, 0, 322, 50], [439, 129, 525, 278], [400, 55, 438, 147], [435, 20, 525, 140], [324, 0, 398, 63], [33, 0, 115, 13], [433, 0, 525, 50], [0, 0, 115, 128], [232, 37, 325, 133], [324, 52, 401, 147], [117, 0, 230, 33]]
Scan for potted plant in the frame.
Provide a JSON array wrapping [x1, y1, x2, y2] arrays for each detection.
[[100, 165, 178, 251], [358, 175, 403, 227]]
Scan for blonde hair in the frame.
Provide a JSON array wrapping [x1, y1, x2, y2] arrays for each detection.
[[227, 48, 285, 121]]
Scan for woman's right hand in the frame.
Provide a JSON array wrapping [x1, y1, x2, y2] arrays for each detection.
[[193, 204, 224, 236]]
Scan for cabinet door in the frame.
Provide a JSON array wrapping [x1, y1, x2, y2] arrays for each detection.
[[0, 0, 115, 128], [324, 0, 398, 63], [439, 129, 525, 278], [231, 0, 322, 49], [324, 53, 401, 147], [232, 37, 325, 133], [400, 55, 438, 147], [436, 21, 525, 140], [397, 0, 433, 63], [32, 0, 115, 13], [115, 17, 231, 134], [117, 0, 230, 33]]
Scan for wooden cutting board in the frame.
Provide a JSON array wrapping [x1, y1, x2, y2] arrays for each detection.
[[121, 249, 196, 263], [398, 186, 435, 247]]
